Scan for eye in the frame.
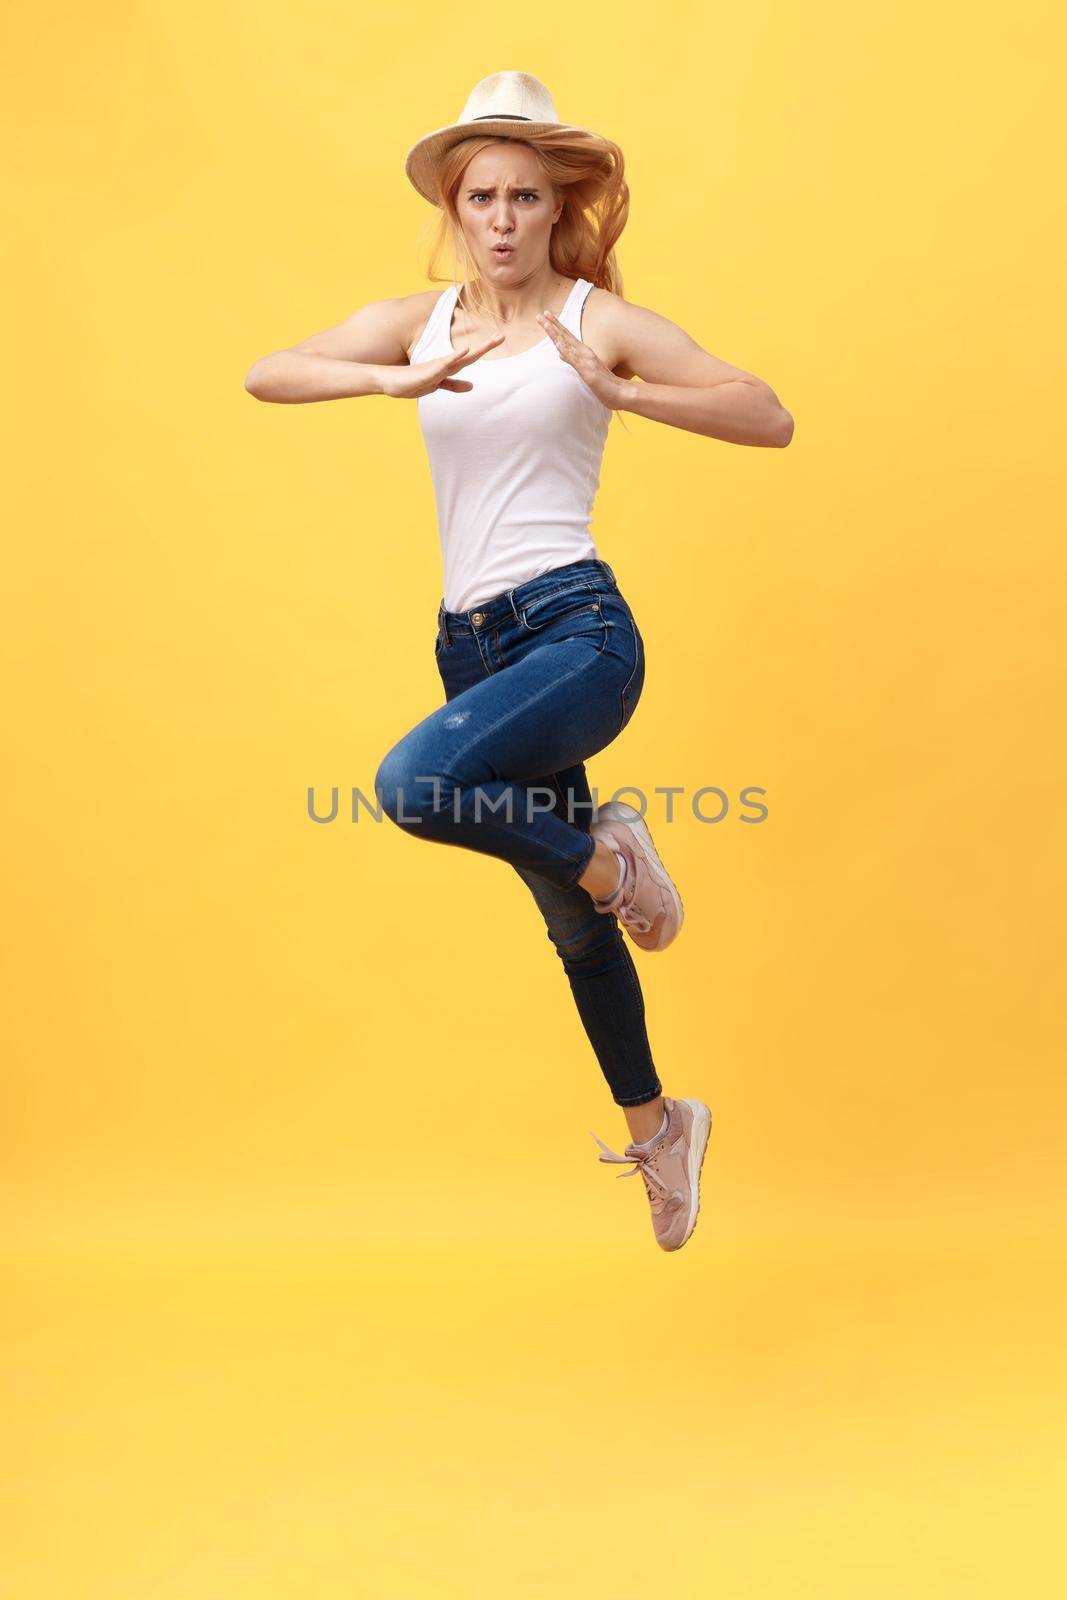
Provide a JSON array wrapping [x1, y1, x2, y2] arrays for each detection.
[[470, 192, 539, 203]]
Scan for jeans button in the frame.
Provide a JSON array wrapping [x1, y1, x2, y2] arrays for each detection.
[[472, 612, 485, 626]]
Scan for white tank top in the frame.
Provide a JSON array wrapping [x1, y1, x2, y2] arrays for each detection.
[[411, 277, 613, 613]]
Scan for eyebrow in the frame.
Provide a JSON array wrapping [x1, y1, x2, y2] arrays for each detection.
[[464, 183, 540, 193]]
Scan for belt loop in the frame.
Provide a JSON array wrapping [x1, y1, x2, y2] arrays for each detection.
[[439, 601, 451, 646], [598, 558, 618, 588], [508, 586, 524, 624]]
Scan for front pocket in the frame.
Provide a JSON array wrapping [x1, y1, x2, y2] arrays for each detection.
[[519, 583, 601, 631]]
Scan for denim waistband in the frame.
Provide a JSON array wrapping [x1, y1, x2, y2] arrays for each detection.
[[437, 558, 619, 643]]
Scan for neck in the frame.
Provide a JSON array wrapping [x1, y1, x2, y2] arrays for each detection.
[[464, 264, 571, 324]]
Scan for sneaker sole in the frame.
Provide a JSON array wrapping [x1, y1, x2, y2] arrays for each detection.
[[677, 1099, 712, 1248], [594, 801, 685, 951]]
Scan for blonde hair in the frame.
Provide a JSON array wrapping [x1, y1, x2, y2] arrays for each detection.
[[417, 129, 629, 322]]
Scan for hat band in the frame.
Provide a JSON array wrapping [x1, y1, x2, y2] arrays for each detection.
[[472, 113, 531, 121]]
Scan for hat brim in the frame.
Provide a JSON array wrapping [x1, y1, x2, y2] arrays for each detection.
[[404, 118, 601, 205]]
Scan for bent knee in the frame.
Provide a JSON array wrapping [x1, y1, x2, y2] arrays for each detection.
[[374, 746, 447, 828], [375, 747, 415, 825]]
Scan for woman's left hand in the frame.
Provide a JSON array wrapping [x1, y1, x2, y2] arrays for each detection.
[[536, 311, 629, 410]]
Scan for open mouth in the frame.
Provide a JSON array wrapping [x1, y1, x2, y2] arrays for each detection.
[[492, 245, 514, 255]]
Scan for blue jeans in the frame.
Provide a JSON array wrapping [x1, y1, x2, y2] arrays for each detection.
[[374, 557, 662, 1107]]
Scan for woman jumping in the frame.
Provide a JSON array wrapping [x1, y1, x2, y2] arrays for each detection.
[[244, 71, 793, 1251]]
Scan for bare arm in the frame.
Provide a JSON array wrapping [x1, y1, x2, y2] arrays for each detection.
[[243, 295, 503, 404], [619, 372, 793, 447], [616, 300, 793, 446], [243, 297, 408, 402], [570, 293, 794, 447]]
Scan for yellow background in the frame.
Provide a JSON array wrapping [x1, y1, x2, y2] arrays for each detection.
[[5, 1, 1064, 1594]]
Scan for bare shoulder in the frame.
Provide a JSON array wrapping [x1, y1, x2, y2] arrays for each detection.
[[581, 284, 638, 379], [583, 284, 765, 390]]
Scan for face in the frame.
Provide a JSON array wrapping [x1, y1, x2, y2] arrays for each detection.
[[454, 143, 563, 277]]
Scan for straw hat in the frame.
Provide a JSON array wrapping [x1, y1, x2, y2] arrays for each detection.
[[404, 70, 605, 205]]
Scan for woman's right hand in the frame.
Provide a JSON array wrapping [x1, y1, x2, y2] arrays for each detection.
[[378, 335, 506, 399]]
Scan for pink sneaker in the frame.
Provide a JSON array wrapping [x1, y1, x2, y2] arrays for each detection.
[[588, 800, 684, 951], [590, 1096, 712, 1251]]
